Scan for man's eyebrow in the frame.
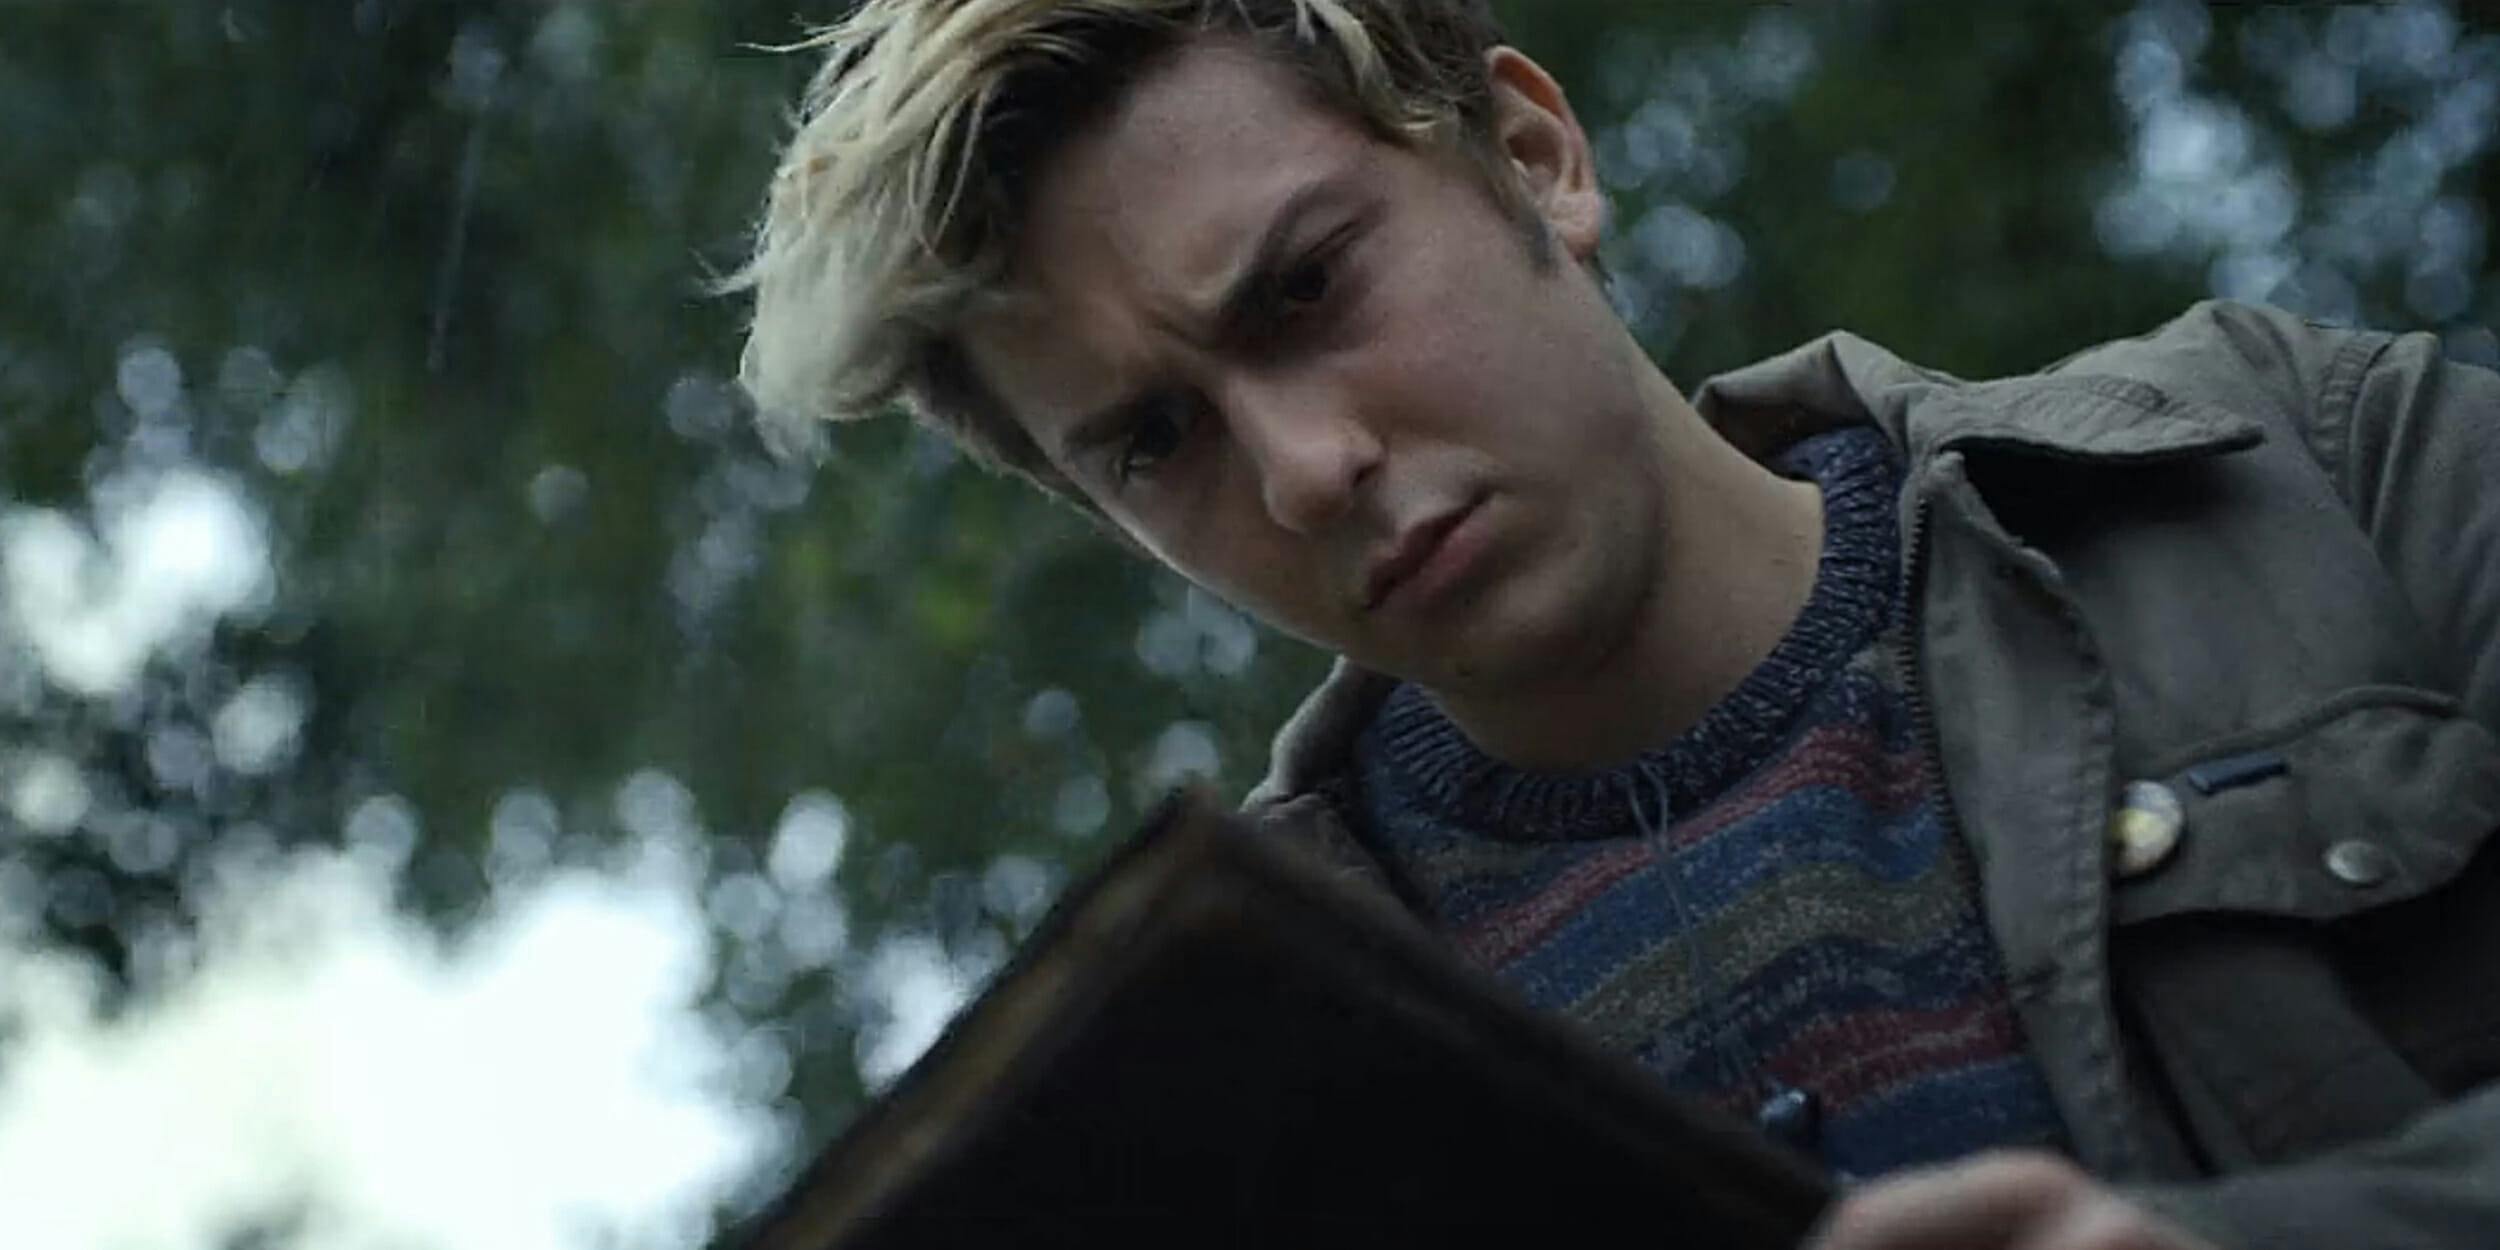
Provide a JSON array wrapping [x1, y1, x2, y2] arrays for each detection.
[[1059, 390, 1170, 462], [1205, 177, 1349, 343], [1055, 177, 1357, 463]]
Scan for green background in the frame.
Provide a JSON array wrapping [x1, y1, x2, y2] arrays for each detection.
[[1, 0, 2494, 1236]]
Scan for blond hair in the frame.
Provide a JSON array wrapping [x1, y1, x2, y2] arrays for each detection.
[[725, 0, 1514, 497]]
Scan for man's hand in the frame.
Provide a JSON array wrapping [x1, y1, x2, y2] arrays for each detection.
[[1804, 1151, 2221, 1250]]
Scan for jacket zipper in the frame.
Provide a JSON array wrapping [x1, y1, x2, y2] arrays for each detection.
[[1893, 496, 1961, 835], [1896, 480, 2143, 1175]]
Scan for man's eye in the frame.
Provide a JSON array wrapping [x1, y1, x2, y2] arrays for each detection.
[[1278, 256, 1332, 308], [1116, 399, 1195, 483]]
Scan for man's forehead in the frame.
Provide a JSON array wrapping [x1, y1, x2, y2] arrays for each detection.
[[995, 161, 1371, 330], [967, 45, 1388, 425], [1009, 44, 1373, 294]]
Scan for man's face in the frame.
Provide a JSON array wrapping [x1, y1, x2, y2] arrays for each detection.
[[964, 38, 1669, 696]]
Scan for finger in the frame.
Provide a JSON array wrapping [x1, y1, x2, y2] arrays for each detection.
[[1807, 1152, 2089, 1250], [2010, 1193, 2218, 1250]]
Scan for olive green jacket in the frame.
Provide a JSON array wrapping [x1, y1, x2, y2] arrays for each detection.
[[1244, 301, 2500, 1247]]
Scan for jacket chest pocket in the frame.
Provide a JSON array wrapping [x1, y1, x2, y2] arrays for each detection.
[[2106, 692, 2500, 1167]]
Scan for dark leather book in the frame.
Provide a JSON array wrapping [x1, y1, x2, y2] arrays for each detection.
[[735, 790, 1835, 1248]]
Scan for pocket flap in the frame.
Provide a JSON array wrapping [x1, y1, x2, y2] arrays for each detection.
[[2112, 694, 2500, 926]]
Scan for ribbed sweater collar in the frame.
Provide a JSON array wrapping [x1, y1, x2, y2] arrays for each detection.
[[1363, 425, 1902, 841]]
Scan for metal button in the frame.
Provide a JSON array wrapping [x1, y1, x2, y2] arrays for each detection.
[[2108, 780, 2185, 879], [2325, 840, 2394, 888]]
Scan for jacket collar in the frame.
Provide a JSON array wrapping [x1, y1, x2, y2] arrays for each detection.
[[1691, 329, 2264, 469], [1245, 329, 2267, 810]]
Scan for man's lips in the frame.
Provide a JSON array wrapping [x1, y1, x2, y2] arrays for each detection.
[[1362, 498, 1481, 611]]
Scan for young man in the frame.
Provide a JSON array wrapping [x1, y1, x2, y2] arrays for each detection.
[[731, 2, 2500, 1246]]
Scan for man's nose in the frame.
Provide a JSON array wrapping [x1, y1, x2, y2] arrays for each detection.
[[1219, 370, 1381, 535]]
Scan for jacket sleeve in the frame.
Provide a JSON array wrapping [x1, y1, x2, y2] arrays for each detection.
[[2124, 1094, 2500, 1247], [2128, 299, 2500, 732], [2080, 300, 2500, 1245], [2325, 310, 2500, 734]]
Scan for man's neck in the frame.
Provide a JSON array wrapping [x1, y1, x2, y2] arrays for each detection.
[[1433, 403, 1827, 772]]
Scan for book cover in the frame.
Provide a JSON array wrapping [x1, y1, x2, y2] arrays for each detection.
[[737, 790, 1835, 1247]]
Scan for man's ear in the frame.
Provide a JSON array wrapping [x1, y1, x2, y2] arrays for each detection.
[[1484, 46, 1605, 262]]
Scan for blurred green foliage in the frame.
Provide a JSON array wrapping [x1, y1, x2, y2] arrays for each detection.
[[0, 0, 2493, 1222]]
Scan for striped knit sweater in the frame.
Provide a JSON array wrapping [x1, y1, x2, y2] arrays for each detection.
[[1347, 425, 2067, 1179]]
